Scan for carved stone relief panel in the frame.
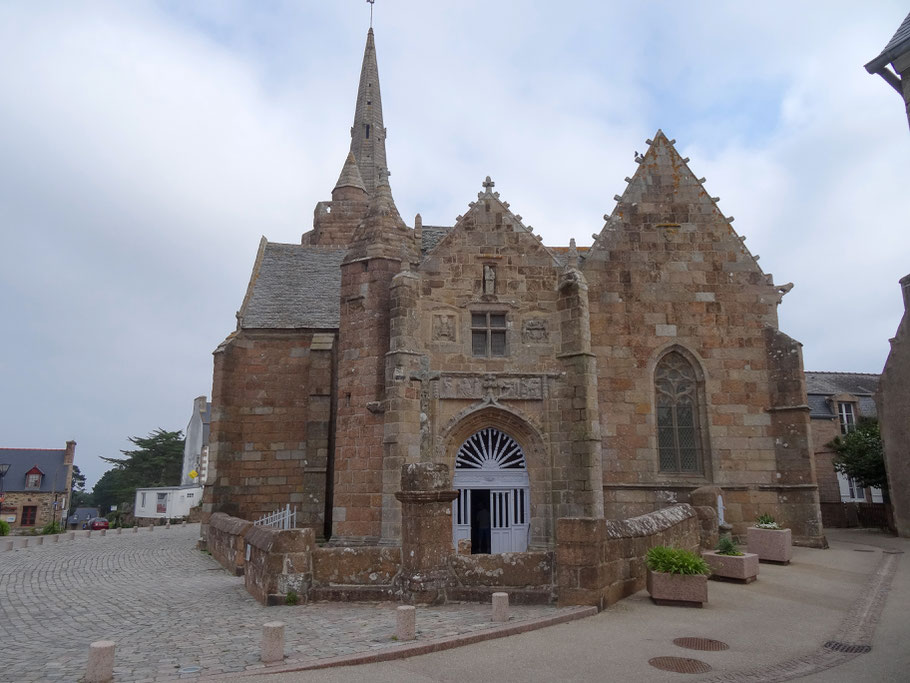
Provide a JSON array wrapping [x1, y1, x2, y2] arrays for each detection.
[[522, 318, 549, 343], [432, 314, 457, 342], [436, 373, 546, 401]]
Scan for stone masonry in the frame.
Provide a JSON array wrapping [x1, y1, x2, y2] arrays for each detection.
[[204, 26, 826, 562]]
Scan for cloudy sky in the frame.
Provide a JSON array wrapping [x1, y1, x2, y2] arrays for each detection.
[[1, 1, 907, 489]]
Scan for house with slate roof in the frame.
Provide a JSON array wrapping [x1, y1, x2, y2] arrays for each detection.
[[202, 27, 827, 553], [805, 372, 884, 526], [0, 442, 75, 532]]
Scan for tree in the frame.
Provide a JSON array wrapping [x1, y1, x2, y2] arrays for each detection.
[[827, 418, 888, 499], [92, 429, 185, 513], [66, 465, 93, 515]]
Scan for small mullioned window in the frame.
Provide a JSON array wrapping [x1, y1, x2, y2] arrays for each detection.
[[471, 312, 507, 357]]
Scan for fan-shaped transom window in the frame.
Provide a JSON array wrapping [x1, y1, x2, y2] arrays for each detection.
[[453, 427, 530, 554], [655, 351, 703, 473], [456, 428, 526, 470]]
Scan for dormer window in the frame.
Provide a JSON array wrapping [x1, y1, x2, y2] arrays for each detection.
[[25, 467, 43, 490], [838, 402, 856, 434]]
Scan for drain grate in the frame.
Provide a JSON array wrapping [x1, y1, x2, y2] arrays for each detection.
[[853, 548, 875, 552], [673, 637, 729, 651], [824, 641, 872, 654], [178, 666, 202, 674], [649, 656, 712, 674], [883, 550, 905, 555]]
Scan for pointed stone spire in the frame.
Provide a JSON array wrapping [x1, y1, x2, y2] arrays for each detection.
[[349, 28, 389, 196], [333, 151, 367, 198]]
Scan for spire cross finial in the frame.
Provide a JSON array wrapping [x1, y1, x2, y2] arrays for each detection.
[[482, 176, 495, 191], [367, 0, 374, 28]]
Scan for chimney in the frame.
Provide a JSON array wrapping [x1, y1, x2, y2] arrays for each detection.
[[901, 273, 910, 312]]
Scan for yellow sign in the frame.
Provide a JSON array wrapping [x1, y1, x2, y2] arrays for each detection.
[[189, 470, 198, 479]]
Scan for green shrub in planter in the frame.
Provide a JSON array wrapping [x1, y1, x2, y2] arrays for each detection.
[[755, 513, 782, 530], [715, 536, 744, 556], [646, 546, 711, 575], [0, 520, 9, 536]]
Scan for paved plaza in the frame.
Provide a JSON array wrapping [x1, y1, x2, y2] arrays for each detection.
[[0, 525, 578, 683], [1, 525, 908, 682]]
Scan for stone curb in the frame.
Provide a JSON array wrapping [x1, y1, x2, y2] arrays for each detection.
[[0, 522, 200, 551], [201, 605, 598, 681]]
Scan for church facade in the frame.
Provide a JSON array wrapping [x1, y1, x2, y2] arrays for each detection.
[[203, 29, 826, 550]]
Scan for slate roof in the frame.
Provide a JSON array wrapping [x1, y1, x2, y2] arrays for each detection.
[[805, 372, 880, 420], [420, 225, 452, 255], [0, 448, 69, 492], [866, 11, 910, 72], [67, 507, 99, 524], [239, 241, 346, 329]]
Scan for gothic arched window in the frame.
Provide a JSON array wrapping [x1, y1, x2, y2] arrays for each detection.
[[655, 351, 703, 473]]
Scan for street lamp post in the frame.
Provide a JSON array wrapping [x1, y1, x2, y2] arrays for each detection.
[[0, 463, 10, 527]]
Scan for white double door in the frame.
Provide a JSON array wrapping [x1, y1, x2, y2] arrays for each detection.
[[453, 486, 529, 554]]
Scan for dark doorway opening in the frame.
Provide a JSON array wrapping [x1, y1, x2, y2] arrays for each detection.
[[470, 489, 491, 554]]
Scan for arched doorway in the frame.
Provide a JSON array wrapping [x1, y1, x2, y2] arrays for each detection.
[[452, 427, 530, 553]]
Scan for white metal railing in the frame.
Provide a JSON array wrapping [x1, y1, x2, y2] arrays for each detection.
[[253, 504, 297, 530]]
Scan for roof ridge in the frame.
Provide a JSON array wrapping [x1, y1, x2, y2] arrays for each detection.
[[0, 447, 66, 452]]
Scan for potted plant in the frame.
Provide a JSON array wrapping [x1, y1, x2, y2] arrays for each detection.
[[746, 513, 792, 564], [645, 546, 710, 607], [703, 536, 759, 583]]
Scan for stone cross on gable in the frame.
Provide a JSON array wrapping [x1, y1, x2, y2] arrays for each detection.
[[482, 176, 495, 191]]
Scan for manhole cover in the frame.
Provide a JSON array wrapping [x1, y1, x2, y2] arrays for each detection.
[[673, 637, 730, 651], [178, 666, 202, 674], [853, 548, 875, 552], [649, 657, 712, 674], [824, 641, 872, 654]]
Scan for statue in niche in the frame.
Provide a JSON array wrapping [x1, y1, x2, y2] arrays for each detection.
[[483, 265, 496, 294]]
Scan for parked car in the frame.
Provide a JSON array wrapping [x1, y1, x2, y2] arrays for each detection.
[[88, 517, 109, 530]]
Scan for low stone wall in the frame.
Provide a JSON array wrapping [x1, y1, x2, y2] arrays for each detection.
[[449, 551, 555, 604], [309, 546, 401, 601], [557, 504, 701, 610], [244, 526, 315, 605], [208, 512, 253, 576]]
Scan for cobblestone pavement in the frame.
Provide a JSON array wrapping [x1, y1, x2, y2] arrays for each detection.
[[0, 525, 574, 683]]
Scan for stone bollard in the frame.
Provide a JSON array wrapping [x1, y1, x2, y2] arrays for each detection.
[[115, 528, 122, 535], [182, 520, 187, 526], [34, 536, 44, 546], [22, 538, 30, 548], [3, 540, 12, 551], [396, 605, 416, 641], [67, 531, 75, 541], [166, 522, 171, 529], [132, 526, 138, 533], [260, 622, 286, 664], [85, 640, 115, 683], [149, 525, 154, 532], [492, 592, 509, 623], [99, 529, 106, 537]]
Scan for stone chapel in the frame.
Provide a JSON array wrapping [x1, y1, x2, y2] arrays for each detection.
[[203, 28, 826, 552]]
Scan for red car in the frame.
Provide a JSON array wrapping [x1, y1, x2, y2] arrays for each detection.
[[88, 517, 109, 530]]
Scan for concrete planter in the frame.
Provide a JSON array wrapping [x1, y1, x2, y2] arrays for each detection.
[[746, 527, 792, 564], [646, 569, 708, 607], [703, 550, 759, 583]]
